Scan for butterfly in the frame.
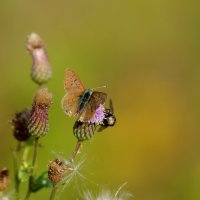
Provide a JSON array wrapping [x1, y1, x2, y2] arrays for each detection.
[[62, 69, 107, 122], [73, 99, 116, 141]]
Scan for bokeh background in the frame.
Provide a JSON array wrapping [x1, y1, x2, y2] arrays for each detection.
[[0, 0, 200, 199]]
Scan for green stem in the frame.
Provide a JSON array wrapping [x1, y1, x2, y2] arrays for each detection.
[[22, 146, 30, 161], [49, 184, 58, 200], [24, 137, 40, 200], [32, 137, 40, 167], [12, 142, 21, 199]]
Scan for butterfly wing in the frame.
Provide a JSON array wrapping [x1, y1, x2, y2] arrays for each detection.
[[62, 69, 85, 117], [79, 91, 107, 122]]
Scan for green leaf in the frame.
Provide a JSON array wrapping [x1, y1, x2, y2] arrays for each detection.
[[18, 161, 32, 182], [31, 171, 53, 193]]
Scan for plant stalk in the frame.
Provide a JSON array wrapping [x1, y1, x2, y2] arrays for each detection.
[[71, 140, 82, 162], [49, 184, 58, 200], [24, 137, 40, 200]]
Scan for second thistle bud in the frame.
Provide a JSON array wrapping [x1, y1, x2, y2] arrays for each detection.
[[28, 88, 53, 138], [12, 108, 31, 141], [26, 33, 52, 85], [73, 121, 96, 141]]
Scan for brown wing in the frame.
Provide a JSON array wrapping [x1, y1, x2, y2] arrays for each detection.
[[62, 69, 85, 117], [79, 91, 107, 122], [61, 94, 80, 117], [64, 68, 85, 92]]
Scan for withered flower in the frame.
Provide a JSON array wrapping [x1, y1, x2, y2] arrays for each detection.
[[12, 108, 31, 141], [0, 168, 9, 192], [48, 158, 68, 185], [28, 88, 53, 138], [26, 33, 52, 85]]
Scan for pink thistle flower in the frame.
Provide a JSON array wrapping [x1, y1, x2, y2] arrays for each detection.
[[88, 104, 105, 124]]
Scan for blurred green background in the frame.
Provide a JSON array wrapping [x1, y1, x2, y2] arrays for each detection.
[[0, 0, 200, 199]]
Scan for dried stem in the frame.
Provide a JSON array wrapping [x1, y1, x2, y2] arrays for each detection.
[[70, 140, 82, 162], [49, 184, 59, 200]]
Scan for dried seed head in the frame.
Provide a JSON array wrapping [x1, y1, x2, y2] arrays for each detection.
[[0, 168, 9, 192], [12, 109, 31, 141], [48, 158, 68, 184], [28, 88, 53, 138], [26, 32, 52, 85], [73, 121, 96, 141]]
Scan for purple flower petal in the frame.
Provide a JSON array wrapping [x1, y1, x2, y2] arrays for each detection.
[[89, 104, 105, 124]]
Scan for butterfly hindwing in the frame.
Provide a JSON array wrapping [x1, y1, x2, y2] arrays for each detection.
[[90, 91, 107, 111], [79, 91, 107, 122], [62, 93, 80, 117]]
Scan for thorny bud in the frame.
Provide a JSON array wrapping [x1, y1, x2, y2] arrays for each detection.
[[73, 121, 96, 141], [48, 158, 68, 184], [28, 88, 53, 138], [26, 32, 52, 85], [0, 168, 9, 192], [12, 109, 31, 141]]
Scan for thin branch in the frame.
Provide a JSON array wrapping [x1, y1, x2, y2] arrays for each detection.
[[70, 140, 82, 162]]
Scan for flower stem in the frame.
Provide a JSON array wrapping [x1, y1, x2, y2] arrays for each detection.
[[22, 146, 30, 161], [24, 137, 40, 200], [12, 142, 21, 199], [32, 137, 40, 167], [71, 140, 82, 162], [49, 184, 58, 200]]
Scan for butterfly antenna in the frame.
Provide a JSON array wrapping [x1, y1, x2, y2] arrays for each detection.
[[91, 85, 107, 90]]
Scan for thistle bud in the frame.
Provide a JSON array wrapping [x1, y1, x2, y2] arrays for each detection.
[[28, 88, 53, 138], [73, 121, 96, 141], [48, 158, 68, 184], [12, 109, 31, 141], [26, 33, 52, 85], [0, 168, 9, 192]]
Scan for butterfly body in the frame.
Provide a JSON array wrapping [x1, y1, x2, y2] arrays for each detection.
[[62, 69, 107, 122], [78, 89, 93, 112]]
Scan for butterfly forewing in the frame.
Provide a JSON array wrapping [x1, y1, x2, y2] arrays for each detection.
[[62, 69, 85, 117], [64, 69, 85, 92], [79, 91, 107, 122]]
